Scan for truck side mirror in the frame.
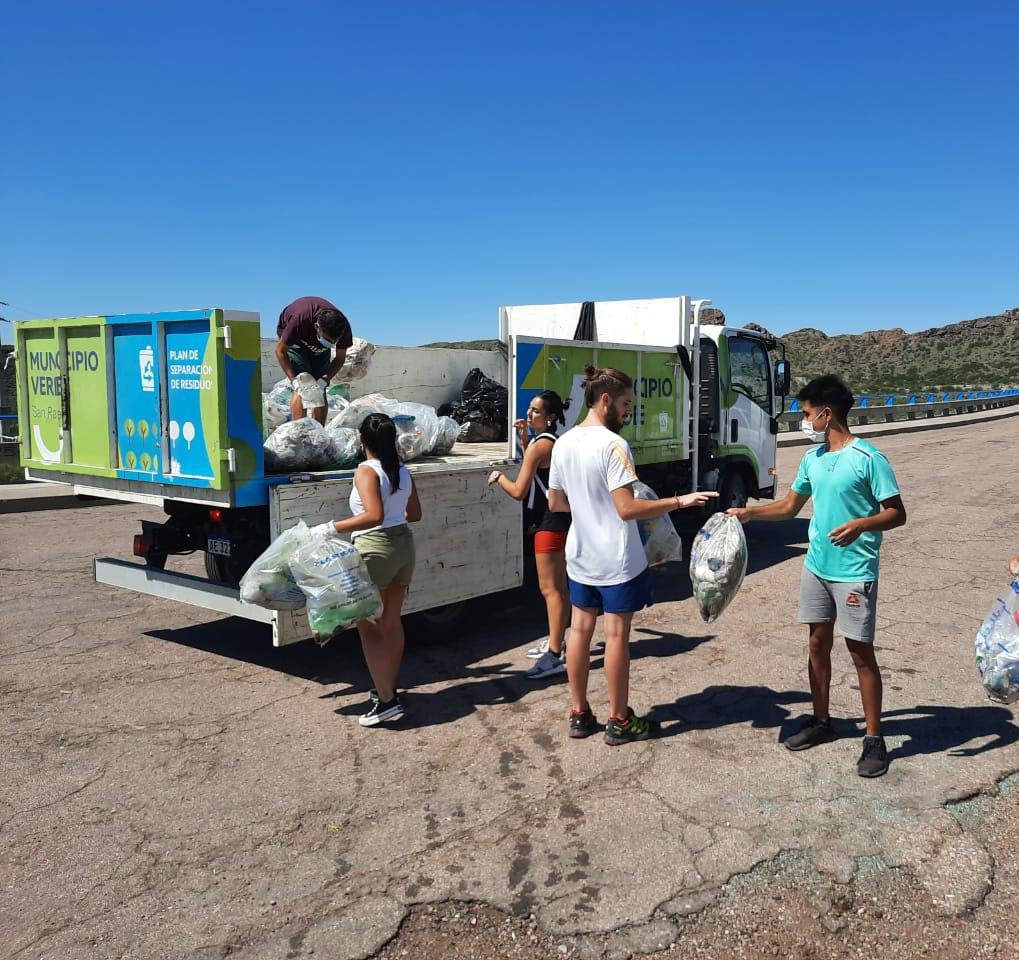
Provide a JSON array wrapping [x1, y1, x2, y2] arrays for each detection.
[[775, 359, 791, 397]]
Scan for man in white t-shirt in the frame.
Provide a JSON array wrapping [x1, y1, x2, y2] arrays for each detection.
[[548, 366, 717, 745]]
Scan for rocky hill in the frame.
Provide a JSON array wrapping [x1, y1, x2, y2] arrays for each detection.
[[421, 307, 1019, 394], [779, 308, 1019, 393]]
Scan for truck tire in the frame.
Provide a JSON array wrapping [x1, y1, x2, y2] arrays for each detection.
[[204, 551, 248, 587], [718, 469, 748, 512], [415, 601, 468, 634]]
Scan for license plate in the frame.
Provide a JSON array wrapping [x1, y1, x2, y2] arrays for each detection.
[[207, 537, 232, 557]]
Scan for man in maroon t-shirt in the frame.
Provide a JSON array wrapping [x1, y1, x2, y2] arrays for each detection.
[[275, 296, 354, 423]]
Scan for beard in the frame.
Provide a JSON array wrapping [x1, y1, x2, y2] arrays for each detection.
[[604, 406, 625, 434]]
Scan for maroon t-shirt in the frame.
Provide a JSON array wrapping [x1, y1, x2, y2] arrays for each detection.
[[276, 296, 353, 357]]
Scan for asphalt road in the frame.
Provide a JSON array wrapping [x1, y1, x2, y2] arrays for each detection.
[[2, 419, 1018, 959]]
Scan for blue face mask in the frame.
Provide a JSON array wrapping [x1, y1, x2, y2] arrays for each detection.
[[315, 327, 333, 349]]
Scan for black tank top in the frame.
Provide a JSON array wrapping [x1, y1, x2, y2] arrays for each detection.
[[526, 433, 571, 534]]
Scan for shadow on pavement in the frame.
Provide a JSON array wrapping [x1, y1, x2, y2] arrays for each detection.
[[872, 704, 1019, 759], [648, 684, 814, 740]]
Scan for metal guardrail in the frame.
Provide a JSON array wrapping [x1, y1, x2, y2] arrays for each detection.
[[777, 389, 1019, 430]]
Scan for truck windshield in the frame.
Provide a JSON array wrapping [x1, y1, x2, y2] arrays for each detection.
[[729, 338, 772, 411]]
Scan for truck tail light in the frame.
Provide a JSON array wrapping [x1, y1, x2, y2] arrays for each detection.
[[133, 534, 152, 558], [208, 509, 223, 523]]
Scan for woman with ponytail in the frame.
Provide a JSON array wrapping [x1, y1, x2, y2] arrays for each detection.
[[323, 413, 422, 727], [488, 390, 572, 680]]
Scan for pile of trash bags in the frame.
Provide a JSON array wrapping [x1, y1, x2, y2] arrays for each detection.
[[438, 367, 508, 443], [263, 391, 459, 474], [974, 579, 1019, 703], [633, 482, 684, 566], [241, 521, 383, 642], [689, 512, 748, 623], [261, 338, 375, 441]]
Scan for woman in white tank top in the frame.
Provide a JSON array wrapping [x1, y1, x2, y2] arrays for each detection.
[[323, 413, 422, 727]]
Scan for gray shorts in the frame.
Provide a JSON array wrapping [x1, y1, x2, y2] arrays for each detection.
[[798, 568, 878, 643]]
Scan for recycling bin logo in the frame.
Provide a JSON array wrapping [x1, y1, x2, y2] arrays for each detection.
[[139, 346, 155, 392]]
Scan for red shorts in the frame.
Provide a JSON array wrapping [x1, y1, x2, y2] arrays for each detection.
[[534, 530, 568, 554]]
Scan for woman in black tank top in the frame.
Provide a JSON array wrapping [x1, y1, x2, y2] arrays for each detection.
[[488, 391, 572, 679]]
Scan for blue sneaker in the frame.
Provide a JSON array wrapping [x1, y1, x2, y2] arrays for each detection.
[[526, 649, 567, 680]]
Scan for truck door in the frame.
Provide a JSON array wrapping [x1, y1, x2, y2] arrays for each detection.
[[721, 334, 776, 492]]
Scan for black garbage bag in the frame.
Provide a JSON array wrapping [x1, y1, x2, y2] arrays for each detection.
[[443, 367, 508, 442]]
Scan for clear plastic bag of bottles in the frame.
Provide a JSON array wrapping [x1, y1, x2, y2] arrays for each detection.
[[632, 482, 683, 566], [975, 580, 1019, 703], [689, 512, 748, 623]]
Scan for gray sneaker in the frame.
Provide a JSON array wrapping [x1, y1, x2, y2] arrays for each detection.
[[784, 716, 836, 751], [526, 649, 567, 680], [857, 735, 889, 778]]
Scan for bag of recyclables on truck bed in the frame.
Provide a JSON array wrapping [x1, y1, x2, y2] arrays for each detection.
[[335, 394, 440, 462], [239, 520, 312, 611], [324, 423, 363, 468], [974, 579, 1019, 703], [263, 379, 294, 435], [689, 512, 748, 623], [264, 417, 337, 473], [290, 530, 383, 641], [333, 337, 376, 384], [431, 416, 460, 456], [632, 482, 684, 566]]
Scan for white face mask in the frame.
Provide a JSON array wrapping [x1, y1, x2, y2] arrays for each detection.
[[317, 334, 333, 349], [800, 412, 828, 443]]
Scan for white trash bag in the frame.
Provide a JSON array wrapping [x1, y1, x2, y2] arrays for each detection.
[[324, 423, 363, 468], [974, 580, 1019, 703], [432, 416, 460, 456], [335, 393, 402, 431], [293, 372, 325, 410], [633, 482, 683, 566], [334, 337, 376, 384], [239, 521, 312, 610], [324, 386, 350, 425], [264, 417, 336, 473], [395, 402, 440, 456], [689, 512, 748, 623], [263, 379, 294, 434], [290, 530, 383, 641]]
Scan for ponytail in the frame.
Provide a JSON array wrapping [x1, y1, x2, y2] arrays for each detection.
[[359, 413, 402, 491], [537, 390, 570, 433], [582, 365, 633, 408]]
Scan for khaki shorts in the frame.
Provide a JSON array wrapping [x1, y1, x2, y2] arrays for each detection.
[[798, 567, 878, 643], [353, 524, 416, 589]]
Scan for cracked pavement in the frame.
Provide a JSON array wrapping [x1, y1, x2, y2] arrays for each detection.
[[1, 418, 1018, 959]]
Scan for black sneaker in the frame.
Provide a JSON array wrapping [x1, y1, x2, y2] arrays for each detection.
[[603, 709, 657, 746], [857, 735, 889, 778], [568, 706, 599, 739], [359, 695, 405, 727], [784, 716, 836, 751]]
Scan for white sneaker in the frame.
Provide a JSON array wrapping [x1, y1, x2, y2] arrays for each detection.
[[526, 638, 551, 660]]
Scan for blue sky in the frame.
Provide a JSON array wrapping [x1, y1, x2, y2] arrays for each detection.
[[2, 1, 1016, 344]]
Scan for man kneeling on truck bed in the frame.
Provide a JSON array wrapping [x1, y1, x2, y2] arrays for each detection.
[[275, 296, 354, 424]]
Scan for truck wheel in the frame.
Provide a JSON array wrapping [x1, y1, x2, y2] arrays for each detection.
[[205, 551, 246, 587], [718, 470, 748, 512], [415, 601, 468, 634]]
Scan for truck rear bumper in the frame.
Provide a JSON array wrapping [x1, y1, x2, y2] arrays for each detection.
[[93, 558, 274, 624]]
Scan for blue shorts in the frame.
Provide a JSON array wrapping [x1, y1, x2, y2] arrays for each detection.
[[568, 567, 653, 614]]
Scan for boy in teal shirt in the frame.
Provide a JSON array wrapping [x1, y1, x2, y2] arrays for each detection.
[[728, 375, 907, 777]]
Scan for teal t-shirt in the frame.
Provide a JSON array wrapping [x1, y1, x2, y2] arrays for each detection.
[[791, 438, 900, 583]]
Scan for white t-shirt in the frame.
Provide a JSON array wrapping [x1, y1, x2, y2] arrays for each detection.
[[548, 425, 647, 586], [349, 459, 412, 538]]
